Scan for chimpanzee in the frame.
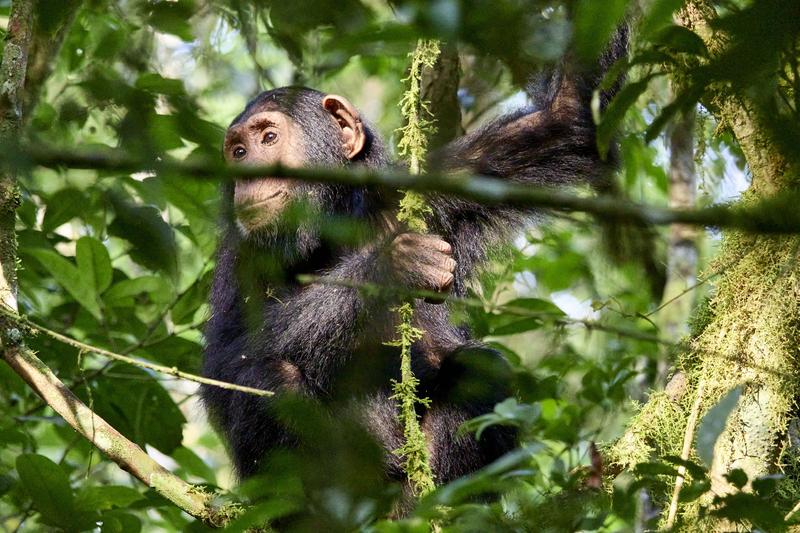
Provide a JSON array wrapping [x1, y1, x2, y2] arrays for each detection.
[[202, 29, 627, 498]]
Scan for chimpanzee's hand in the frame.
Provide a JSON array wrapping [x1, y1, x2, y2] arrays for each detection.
[[389, 233, 456, 299]]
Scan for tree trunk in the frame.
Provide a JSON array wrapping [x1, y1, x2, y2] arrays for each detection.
[[612, 1, 798, 529]]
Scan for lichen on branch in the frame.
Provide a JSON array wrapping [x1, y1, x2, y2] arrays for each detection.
[[388, 38, 443, 495], [396, 38, 440, 232]]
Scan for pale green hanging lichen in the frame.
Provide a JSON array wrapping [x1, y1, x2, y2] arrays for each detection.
[[388, 38, 442, 496], [387, 302, 435, 495], [396, 39, 440, 232]]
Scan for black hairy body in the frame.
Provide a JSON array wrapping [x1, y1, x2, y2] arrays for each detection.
[[202, 29, 627, 501]]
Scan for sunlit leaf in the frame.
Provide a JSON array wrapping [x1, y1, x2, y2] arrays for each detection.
[[697, 386, 742, 467], [76, 236, 113, 294]]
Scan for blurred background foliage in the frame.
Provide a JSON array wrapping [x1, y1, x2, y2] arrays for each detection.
[[0, 0, 797, 531]]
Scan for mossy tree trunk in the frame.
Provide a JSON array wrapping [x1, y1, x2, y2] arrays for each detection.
[[613, 1, 799, 529]]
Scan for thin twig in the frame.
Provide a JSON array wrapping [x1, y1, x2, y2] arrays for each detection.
[[784, 498, 800, 522], [666, 378, 707, 528], [297, 274, 671, 345], [0, 306, 273, 397]]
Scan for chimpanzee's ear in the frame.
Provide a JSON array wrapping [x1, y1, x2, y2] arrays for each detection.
[[322, 94, 366, 159]]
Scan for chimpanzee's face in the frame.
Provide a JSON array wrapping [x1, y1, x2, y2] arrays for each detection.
[[223, 110, 305, 233], [224, 94, 365, 236]]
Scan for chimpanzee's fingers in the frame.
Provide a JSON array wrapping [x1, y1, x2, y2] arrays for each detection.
[[415, 251, 456, 272], [418, 234, 453, 255], [419, 265, 455, 293]]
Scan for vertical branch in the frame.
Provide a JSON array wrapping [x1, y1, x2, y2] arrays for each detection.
[[387, 303, 435, 496], [421, 43, 462, 151], [389, 38, 442, 496], [396, 38, 439, 232], [0, 0, 34, 311], [665, 378, 706, 528], [655, 106, 698, 388], [23, 0, 81, 119], [658, 106, 698, 343]]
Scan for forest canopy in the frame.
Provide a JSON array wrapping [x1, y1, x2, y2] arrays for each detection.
[[1, 0, 800, 531]]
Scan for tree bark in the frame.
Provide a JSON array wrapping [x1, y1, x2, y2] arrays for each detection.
[[421, 42, 463, 150], [613, 1, 799, 529]]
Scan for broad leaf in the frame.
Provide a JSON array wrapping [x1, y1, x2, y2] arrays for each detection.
[[108, 191, 178, 277], [16, 454, 93, 530], [27, 248, 102, 319], [76, 236, 113, 294], [76, 486, 144, 511]]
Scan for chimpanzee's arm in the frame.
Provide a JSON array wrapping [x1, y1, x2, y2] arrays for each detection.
[[202, 236, 394, 475], [425, 30, 627, 294], [204, 230, 454, 396]]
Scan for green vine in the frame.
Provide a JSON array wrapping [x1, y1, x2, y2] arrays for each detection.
[[388, 38, 441, 496]]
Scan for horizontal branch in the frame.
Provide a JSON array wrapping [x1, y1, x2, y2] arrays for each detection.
[[296, 274, 670, 345], [0, 305, 274, 397], [9, 144, 800, 234]]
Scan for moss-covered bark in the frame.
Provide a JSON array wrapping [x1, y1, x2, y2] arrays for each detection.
[[613, 1, 800, 529]]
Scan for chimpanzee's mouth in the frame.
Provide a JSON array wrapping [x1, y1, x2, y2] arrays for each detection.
[[238, 189, 286, 208], [234, 187, 292, 233]]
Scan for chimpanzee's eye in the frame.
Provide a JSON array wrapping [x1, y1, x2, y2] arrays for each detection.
[[233, 146, 247, 159], [262, 131, 278, 145]]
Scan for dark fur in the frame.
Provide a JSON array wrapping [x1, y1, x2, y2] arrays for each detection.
[[202, 30, 627, 496]]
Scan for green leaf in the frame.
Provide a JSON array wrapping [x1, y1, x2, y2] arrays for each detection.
[[488, 316, 543, 336], [42, 188, 87, 232], [652, 25, 708, 56], [170, 270, 212, 325], [91, 365, 186, 453], [171, 446, 217, 485], [573, 0, 629, 61], [77, 236, 113, 294], [697, 386, 742, 467], [459, 398, 541, 440], [135, 336, 201, 369], [503, 298, 566, 316], [104, 276, 173, 307], [100, 511, 142, 533], [644, 86, 703, 142], [633, 462, 680, 477], [108, 191, 178, 277], [0, 473, 15, 499], [486, 299, 563, 336], [76, 486, 143, 511], [597, 74, 658, 156], [638, 0, 685, 36], [143, 0, 196, 41], [663, 455, 707, 479], [27, 248, 102, 319], [16, 454, 89, 530], [135, 73, 186, 96]]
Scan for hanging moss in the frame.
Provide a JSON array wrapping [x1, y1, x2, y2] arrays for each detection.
[[389, 38, 442, 496], [396, 39, 440, 177], [386, 302, 435, 495], [612, 221, 800, 526]]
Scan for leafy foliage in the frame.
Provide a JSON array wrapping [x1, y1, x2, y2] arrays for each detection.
[[1, 0, 799, 532]]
